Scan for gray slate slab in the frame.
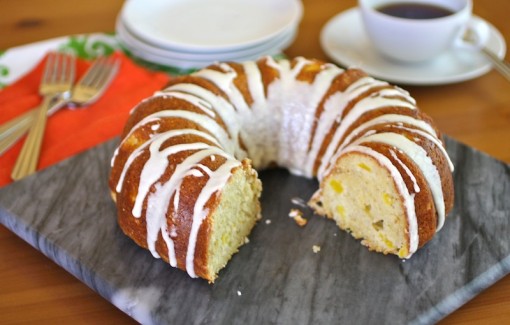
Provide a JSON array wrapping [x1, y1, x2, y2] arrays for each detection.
[[0, 136, 509, 325]]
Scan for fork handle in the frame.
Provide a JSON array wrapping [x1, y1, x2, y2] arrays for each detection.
[[11, 96, 53, 180], [0, 121, 32, 156], [0, 97, 68, 157], [0, 109, 36, 139], [0, 96, 65, 141]]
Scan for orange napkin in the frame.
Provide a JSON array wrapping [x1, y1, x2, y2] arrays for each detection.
[[0, 51, 170, 187]]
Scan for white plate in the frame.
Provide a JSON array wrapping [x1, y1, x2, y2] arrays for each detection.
[[116, 18, 297, 62], [0, 34, 119, 88], [121, 0, 302, 53], [119, 29, 296, 70], [320, 8, 507, 85]]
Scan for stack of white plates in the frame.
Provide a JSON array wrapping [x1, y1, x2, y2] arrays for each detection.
[[116, 0, 303, 70]]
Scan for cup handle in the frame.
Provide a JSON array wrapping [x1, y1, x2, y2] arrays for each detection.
[[454, 18, 490, 50]]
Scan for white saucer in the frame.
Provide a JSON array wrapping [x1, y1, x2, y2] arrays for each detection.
[[121, 0, 302, 53], [320, 8, 507, 85]]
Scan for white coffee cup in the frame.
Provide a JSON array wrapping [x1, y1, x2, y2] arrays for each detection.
[[359, 0, 489, 63]]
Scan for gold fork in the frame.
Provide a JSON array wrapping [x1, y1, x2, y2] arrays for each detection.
[[11, 52, 75, 180], [2, 56, 120, 160]]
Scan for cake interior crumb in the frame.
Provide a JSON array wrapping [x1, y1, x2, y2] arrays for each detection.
[[288, 208, 308, 227]]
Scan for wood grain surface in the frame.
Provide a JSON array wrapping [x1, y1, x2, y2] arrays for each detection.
[[1, 0, 509, 324]]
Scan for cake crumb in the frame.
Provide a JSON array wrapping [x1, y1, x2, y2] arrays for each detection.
[[288, 208, 308, 227], [265, 219, 271, 225], [244, 237, 250, 244], [237, 290, 242, 296], [312, 245, 321, 253]]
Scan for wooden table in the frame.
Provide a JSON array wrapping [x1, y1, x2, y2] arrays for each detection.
[[1, 0, 509, 323]]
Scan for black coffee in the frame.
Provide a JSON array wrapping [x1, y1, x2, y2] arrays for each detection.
[[377, 2, 454, 19]]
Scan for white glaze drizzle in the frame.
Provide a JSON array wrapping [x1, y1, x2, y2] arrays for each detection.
[[134, 141, 213, 218], [317, 82, 416, 180], [392, 124, 454, 172], [155, 89, 216, 118], [186, 158, 241, 277], [141, 144, 211, 265], [340, 113, 438, 149], [273, 59, 343, 176], [186, 169, 204, 178], [389, 149, 421, 193], [114, 57, 452, 272], [116, 129, 221, 193], [146, 146, 237, 269], [111, 147, 120, 167], [173, 186, 180, 214], [138, 110, 235, 153], [163, 83, 246, 159], [239, 60, 278, 167]]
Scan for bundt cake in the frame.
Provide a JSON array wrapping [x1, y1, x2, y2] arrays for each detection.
[[109, 56, 454, 282]]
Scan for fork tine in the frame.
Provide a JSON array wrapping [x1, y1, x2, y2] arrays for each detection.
[[45, 52, 75, 85], [79, 56, 107, 86], [66, 56, 120, 105], [61, 53, 76, 84], [42, 52, 56, 84], [58, 53, 65, 83], [90, 58, 110, 88], [51, 52, 62, 84], [91, 57, 120, 89]]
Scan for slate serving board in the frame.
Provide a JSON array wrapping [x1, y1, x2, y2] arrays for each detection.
[[1, 136, 509, 325]]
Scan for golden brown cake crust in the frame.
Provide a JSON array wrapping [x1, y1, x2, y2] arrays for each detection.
[[109, 56, 455, 281]]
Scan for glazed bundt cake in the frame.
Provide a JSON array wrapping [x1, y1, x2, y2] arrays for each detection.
[[109, 57, 454, 282]]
